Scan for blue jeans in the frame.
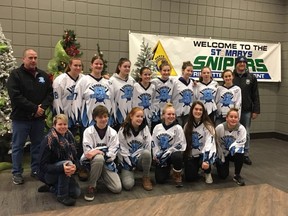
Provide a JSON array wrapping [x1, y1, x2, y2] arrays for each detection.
[[240, 111, 251, 156], [44, 160, 81, 198], [12, 119, 45, 175]]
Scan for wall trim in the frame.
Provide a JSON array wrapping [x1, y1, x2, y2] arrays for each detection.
[[251, 132, 288, 141]]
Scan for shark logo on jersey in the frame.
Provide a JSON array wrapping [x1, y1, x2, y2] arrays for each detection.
[[191, 132, 203, 149], [128, 140, 142, 166], [38, 77, 45, 83], [222, 135, 235, 150], [121, 84, 133, 101], [138, 93, 151, 109], [151, 110, 161, 123], [89, 84, 109, 103], [66, 85, 77, 100], [156, 86, 171, 103], [220, 92, 234, 108], [200, 88, 215, 104], [157, 134, 173, 150], [179, 89, 193, 106]]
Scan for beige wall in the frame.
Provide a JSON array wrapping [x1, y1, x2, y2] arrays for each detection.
[[0, 0, 287, 134]]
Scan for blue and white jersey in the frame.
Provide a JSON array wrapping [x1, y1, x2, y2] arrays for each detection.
[[72, 74, 112, 127], [184, 122, 216, 164], [81, 125, 119, 172], [215, 122, 246, 158], [151, 77, 174, 123], [118, 125, 151, 170], [132, 82, 156, 128], [152, 123, 186, 166], [172, 77, 194, 117], [52, 72, 84, 127], [215, 85, 242, 118], [194, 80, 218, 115], [109, 74, 135, 125]]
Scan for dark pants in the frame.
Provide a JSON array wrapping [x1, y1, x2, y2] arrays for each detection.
[[155, 151, 183, 184], [216, 153, 244, 179], [184, 156, 211, 182], [44, 160, 81, 198]]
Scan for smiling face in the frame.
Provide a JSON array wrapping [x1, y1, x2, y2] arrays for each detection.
[[118, 61, 131, 77], [200, 67, 212, 83], [23, 49, 38, 70], [182, 66, 193, 80], [163, 107, 176, 125], [236, 61, 247, 73], [226, 110, 239, 128], [54, 118, 68, 136], [140, 68, 152, 85], [91, 58, 104, 75], [69, 59, 82, 76], [222, 71, 234, 86], [160, 65, 171, 80], [95, 114, 109, 129], [130, 110, 144, 128], [192, 104, 203, 122]]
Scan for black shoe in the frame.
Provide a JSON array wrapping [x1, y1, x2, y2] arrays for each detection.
[[233, 175, 245, 186], [57, 196, 76, 206], [12, 174, 24, 185], [244, 156, 252, 165], [31, 171, 38, 179], [38, 184, 50, 193]]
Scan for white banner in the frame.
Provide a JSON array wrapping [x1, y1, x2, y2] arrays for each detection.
[[129, 32, 281, 82]]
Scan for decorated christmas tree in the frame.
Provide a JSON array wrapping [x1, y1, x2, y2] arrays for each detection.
[[131, 39, 157, 82], [0, 24, 17, 137], [47, 30, 83, 80]]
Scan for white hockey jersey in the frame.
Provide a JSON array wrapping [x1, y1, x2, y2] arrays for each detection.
[[172, 77, 194, 117], [132, 82, 156, 127], [151, 77, 175, 123], [72, 74, 112, 127], [52, 72, 84, 127], [118, 125, 152, 170], [215, 122, 246, 159], [185, 122, 216, 164], [194, 80, 218, 115], [215, 85, 242, 118], [81, 125, 119, 171], [109, 74, 135, 125], [152, 123, 186, 166]]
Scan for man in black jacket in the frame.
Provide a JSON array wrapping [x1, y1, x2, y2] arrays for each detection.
[[7, 49, 53, 184], [233, 56, 260, 165]]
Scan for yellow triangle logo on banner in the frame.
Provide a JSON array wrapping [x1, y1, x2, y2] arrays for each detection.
[[152, 41, 177, 76]]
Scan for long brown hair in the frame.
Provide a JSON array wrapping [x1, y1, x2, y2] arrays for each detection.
[[184, 101, 214, 156], [115, 57, 130, 74], [121, 107, 146, 138], [64, 57, 82, 73]]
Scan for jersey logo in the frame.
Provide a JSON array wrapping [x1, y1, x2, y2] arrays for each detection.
[[89, 84, 109, 103], [138, 93, 151, 109], [121, 84, 133, 101], [67, 85, 77, 100], [191, 131, 203, 149], [200, 88, 215, 104], [220, 92, 234, 108], [179, 89, 193, 106], [38, 77, 45, 83], [156, 86, 171, 103]]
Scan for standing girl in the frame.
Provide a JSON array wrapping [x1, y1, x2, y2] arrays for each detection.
[[172, 61, 194, 127], [151, 61, 175, 130], [215, 108, 246, 186], [215, 69, 242, 126], [53, 57, 84, 132], [132, 67, 156, 131], [152, 103, 186, 187], [194, 66, 218, 124], [118, 107, 153, 191], [72, 55, 113, 129], [183, 101, 216, 184], [109, 58, 135, 131]]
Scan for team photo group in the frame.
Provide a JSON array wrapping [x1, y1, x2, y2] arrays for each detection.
[[7, 48, 260, 206]]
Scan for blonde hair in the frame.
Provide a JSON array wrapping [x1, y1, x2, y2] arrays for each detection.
[[53, 114, 68, 126]]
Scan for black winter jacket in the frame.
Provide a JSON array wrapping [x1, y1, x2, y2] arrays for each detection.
[[7, 64, 53, 120]]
